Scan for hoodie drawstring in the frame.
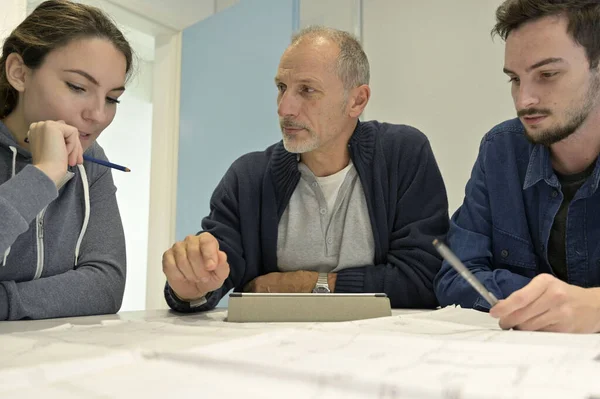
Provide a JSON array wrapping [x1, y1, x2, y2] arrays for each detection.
[[3, 146, 17, 266], [74, 164, 90, 266]]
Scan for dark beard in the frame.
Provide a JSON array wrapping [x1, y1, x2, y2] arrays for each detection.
[[522, 71, 600, 146], [523, 110, 588, 146]]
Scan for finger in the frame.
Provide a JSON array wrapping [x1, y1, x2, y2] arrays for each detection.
[[61, 127, 77, 166], [77, 140, 84, 164], [68, 153, 78, 167], [512, 308, 558, 331], [255, 283, 269, 293], [247, 275, 269, 293], [72, 126, 84, 164], [184, 236, 209, 283], [63, 127, 82, 166], [244, 279, 255, 292], [72, 135, 84, 165], [65, 139, 78, 167], [519, 298, 575, 333], [213, 251, 230, 282], [199, 234, 219, 270], [497, 289, 555, 329], [172, 242, 199, 283], [162, 250, 185, 283], [490, 274, 552, 318], [539, 322, 569, 333], [217, 250, 227, 267], [184, 235, 202, 267], [25, 123, 39, 143]]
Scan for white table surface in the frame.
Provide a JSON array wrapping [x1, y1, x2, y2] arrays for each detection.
[[0, 308, 428, 333], [2, 308, 600, 398], [0, 308, 428, 370]]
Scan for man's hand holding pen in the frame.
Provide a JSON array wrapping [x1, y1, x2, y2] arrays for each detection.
[[490, 273, 600, 333]]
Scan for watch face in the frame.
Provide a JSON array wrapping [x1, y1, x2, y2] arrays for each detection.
[[313, 286, 330, 294]]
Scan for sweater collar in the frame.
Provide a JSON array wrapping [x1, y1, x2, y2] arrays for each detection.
[[269, 120, 376, 210], [271, 120, 375, 173]]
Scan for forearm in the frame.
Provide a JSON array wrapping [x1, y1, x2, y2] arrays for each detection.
[[0, 165, 57, 252], [589, 287, 600, 333], [290, 271, 337, 292], [1, 261, 125, 320], [435, 262, 532, 311], [266, 270, 319, 292], [242, 271, 337, 293], [165, 283, 224, 313], [435, 217, 532, 310], [336, 263, 438, 309]]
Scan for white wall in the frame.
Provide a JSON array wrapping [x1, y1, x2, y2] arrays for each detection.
[[97, 34, 154, 312], [300, 0, 361, 37], [363, 0, 515, 214], [145, 32, 181, 310], [105, 0, 215, 31], [1, 0, 26, 44]]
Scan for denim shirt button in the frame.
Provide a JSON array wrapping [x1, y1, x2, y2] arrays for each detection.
[[551, 190, 558, 198], [501, 249, 509, 258]]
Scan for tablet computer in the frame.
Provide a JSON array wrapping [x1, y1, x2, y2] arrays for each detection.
[[227, 292, 391, 322]]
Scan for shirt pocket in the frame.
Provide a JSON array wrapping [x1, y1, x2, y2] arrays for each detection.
[[492, 227, 537, 272]]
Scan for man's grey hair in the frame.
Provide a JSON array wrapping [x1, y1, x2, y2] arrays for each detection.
[[290, 26, 370, 91]]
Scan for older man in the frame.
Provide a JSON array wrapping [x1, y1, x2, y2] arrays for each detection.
[[163, 26, 449, 311]]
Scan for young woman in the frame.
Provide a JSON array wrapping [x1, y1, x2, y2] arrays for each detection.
[[0, 0, 133, 320]]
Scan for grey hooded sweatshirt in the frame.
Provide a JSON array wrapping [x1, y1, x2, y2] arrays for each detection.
[[0, 121, 126, 320]]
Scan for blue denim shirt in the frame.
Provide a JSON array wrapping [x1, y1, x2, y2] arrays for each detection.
[[434, 118, 600, 311]]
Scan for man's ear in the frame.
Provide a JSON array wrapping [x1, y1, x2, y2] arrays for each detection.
[[4, 53, 28, 93], [347, 84, 371, 118]]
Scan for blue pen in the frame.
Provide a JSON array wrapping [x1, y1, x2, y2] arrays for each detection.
[[83, 155, 131, 172], [22, 137, 130, 172]]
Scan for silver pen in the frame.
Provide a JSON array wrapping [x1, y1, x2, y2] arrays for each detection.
[[433, 239, 499, 307]]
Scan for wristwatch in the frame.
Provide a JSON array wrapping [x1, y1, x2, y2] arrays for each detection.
[[312, 272, 331, 293]]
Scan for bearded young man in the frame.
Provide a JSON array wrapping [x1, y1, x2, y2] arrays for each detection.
[[435, 0, 600, 333]]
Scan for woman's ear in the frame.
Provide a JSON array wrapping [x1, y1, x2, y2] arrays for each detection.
[[4, 53, 28, 92]]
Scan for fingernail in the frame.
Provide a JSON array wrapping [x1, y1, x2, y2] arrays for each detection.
[[201, 277, 209, 283]]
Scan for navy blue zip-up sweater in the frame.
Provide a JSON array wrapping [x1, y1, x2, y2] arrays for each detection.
[[166, 120, 449, 310]]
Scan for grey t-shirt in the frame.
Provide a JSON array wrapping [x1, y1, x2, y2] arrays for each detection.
[[277, 161, 375, 274]]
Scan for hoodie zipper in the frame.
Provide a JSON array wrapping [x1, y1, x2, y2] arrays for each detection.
[[32, 173, 74, 278], [34, 206, 47, 280]]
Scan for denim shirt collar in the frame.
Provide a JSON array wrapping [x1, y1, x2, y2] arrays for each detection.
[[523, 145, 557, 190], [523, 143, 600, 196]]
